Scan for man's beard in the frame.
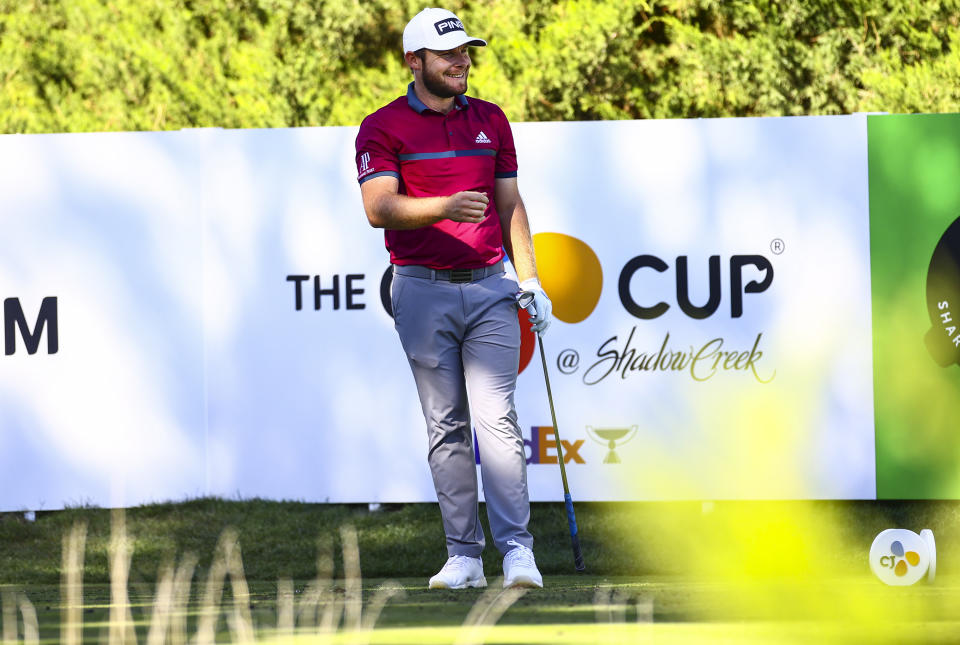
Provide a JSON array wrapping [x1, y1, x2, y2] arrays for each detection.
[[423, 67, 467, 98]]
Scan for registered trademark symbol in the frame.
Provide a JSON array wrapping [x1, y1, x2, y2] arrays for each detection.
[[770, 238, 785, 255]]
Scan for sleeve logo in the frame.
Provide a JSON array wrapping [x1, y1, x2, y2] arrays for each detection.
[[358, 152, 372, 176]]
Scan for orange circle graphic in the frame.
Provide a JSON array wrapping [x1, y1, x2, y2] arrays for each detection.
[[533, 232, 603, 324]]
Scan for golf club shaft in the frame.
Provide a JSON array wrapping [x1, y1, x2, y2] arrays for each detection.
[[537, 333, 586, 572]]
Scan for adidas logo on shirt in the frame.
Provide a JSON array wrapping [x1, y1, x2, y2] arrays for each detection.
[[475, 131, 492, 144]]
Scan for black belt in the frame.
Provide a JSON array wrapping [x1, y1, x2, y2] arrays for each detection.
[[393, 261, 504, 283]]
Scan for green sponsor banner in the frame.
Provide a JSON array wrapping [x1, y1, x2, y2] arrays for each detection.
[[869, 113, 960, 499]]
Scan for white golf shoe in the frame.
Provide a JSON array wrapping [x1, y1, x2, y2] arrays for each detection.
[[428, 555, 487, 589], [503, 539, 543, 588]]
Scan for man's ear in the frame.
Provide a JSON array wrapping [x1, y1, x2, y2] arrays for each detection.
[[404, 51, 421, 73]]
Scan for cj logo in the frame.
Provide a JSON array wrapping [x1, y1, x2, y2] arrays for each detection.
[[878, 541, 920, 577], [869, 529, 936, 586]]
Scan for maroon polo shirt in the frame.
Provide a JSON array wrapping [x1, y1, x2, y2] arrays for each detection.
[[355, 83, 518, 270]]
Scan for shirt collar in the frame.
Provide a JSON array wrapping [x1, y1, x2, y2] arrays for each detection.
[[406, 82, 469, 114]]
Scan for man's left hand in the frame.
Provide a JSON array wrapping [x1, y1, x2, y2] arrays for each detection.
[[518, 278, 552, 335]]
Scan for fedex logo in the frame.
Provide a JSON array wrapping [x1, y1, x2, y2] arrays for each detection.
[[475, 426, 585, 465], [434, 19, 465, 36]]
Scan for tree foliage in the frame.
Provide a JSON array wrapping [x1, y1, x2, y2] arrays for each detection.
[[0, 0, 958, 132]]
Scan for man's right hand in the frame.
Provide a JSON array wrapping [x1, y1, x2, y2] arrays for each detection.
[[443, 191, 489, 223], [360, 177, 489, 230]]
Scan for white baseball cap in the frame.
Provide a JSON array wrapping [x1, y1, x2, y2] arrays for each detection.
[[402, 8, 487, 53]]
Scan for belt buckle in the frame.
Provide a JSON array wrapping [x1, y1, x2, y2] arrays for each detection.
[[449, 268, 474, 283]]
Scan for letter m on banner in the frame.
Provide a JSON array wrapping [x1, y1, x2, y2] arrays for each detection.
[[4, 297, 58, 355]]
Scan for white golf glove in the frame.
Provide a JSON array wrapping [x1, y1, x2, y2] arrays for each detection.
[[519, 278, 552, 335]]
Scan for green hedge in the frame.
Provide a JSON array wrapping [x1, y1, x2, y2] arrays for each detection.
[[1, 1, 958, 131]]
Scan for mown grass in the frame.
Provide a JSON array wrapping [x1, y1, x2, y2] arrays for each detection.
[[2, 498, 959, 585]]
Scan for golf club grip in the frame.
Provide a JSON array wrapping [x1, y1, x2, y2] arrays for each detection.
[[571, 532, 585, 572], [564, 493, 585, 571]]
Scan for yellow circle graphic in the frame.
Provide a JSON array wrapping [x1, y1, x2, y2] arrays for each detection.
[[533, 232, 603, 324]]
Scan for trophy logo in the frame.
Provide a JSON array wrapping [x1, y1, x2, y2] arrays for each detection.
[[586, 425, 638, 464]]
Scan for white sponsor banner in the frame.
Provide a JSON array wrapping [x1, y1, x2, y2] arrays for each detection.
[[0, 116, 874, 510], [0, 132, 206, 510], [513, 116, 874, 501], [198, 127, 435, 503]]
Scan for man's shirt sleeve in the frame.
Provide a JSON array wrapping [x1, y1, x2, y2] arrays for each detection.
[[356, 115, 401, 185], [494, 107, 518, 179]]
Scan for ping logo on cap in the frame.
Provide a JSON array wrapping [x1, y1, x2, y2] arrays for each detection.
[[434, 18, 465, 36], [869, 528, 936, 586]]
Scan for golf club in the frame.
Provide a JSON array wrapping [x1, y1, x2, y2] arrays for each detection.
[[518, 291, 586, 572]]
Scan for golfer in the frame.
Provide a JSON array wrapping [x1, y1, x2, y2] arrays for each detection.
[[355, 7, 551, 589]]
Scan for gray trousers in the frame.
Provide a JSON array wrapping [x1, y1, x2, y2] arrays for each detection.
[[392, 268, 533, 557]]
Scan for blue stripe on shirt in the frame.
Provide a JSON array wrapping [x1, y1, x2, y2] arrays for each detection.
[[358, 170, 400, 185], [398, 149, 497, 161]]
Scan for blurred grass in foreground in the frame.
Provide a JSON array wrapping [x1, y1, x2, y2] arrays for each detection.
[[1, 500, 959, 643]]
